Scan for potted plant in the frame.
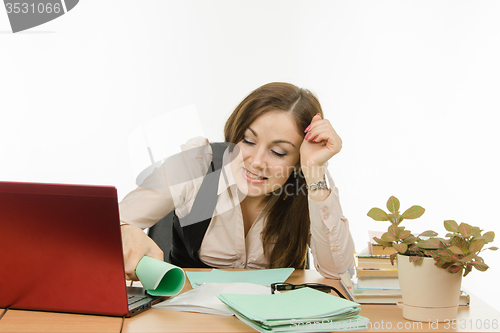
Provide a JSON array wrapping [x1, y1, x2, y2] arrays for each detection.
[[367, 196, 497, 322]]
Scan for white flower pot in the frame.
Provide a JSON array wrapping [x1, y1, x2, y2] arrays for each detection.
[[397, 254, 462, 322]]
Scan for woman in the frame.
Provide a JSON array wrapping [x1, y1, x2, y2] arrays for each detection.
[[120, 82, 355, 280]]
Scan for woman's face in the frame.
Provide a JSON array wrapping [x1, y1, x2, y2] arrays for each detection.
[[231, 111, 304, 200]]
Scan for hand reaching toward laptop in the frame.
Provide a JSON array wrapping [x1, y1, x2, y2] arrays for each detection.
[[121, 224, 164, 281]]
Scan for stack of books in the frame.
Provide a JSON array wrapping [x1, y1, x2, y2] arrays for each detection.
[[217, 287, 369, 332], [340, 271, 403, 305], [341, 268, 470, 306], [356, 231, 400, 297], [367, 230, 397, 256], [356, 246, 399, 291], [342, 242, 401, 304]]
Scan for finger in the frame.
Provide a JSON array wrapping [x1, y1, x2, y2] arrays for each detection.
[[126, 272, 139, 281], [147, 244, 164, 261], [312, 132, 330, 144], [124, 248, 144, 281], [313, 132, 342, 154], [311, 121, 339, 140], [311, 132, 328, 143], [304, 114, 323, 133], [304, 121, 329, 141], [311, 113, 322, 122], [311, 125, 340, 143]]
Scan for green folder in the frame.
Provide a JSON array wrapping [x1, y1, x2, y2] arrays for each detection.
[[233, 312, 367, 333], [218, 287, 368, 332]]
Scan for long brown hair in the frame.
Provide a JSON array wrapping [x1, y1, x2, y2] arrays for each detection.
[[224, 82, 323, 269]]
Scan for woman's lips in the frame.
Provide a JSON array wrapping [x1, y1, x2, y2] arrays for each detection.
[[242, 168, 268, 184]]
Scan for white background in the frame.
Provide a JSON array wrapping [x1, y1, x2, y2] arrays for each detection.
[[1, 1, 499, 311]]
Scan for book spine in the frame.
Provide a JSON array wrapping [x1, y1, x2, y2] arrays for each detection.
[[356, 269, 399, 278], [338, 281, 355, 302]]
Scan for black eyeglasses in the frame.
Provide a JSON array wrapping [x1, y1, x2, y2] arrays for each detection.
[[270, 282, 347, 299]]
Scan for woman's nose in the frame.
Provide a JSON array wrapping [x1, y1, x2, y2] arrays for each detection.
[[248, 147, 267, 170]]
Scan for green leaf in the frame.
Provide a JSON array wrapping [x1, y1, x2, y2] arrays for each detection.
[[452, 237, 468, 250], [419, 230, 438, 237], [389, 224, 400, 238], [459, 253, 476, 264], [438, 237, 451, 247], [417, 238, 445, 249], [483, 231, 495, 243], [444, 220, 459, 233], [425, 250, 440, 258], [441, 262, 454, 269], [448, 265, 462, 274], [402, 235, 418, 244], [448, 245, 463, 255], [401, 205, 425, 220], [367, 208, 390, 221], [399, 230, 411, 240], [381, 232, 397, 242], [373, 237, 393, 248], [487, 246, 498, 251], [409, 255, 422, 263], [393, 242, 408, 254], [389, 253, 397, 265], [471, 261, 489, 272], [451, 237, 468, 254], [386, 196, 400, 215], [387, 213, 396, 223], [475, 255, 485, 263], [471, 227, 482, 238], [434, 258, 446, 267], [408, 244, 420, 252], [464, 264, 472, 277], [439, 249, 460, 263], [458, 223, 473, 237], [468, 239, 486, 254]]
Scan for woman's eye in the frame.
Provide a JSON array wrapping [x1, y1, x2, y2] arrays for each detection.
[[243, 138, 255, 145], [243, 138, 286, 157], [272, 151, 286, 158]]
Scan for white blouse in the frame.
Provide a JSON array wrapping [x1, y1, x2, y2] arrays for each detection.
[[119, 137, 355, 278]]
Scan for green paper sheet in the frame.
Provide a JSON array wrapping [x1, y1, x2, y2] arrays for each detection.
[[135, 256, 185, 296], [186, 268, 294, 288], [185, 270, 215, 287]]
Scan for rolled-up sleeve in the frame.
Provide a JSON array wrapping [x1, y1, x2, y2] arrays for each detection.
[[119, 136, 211, 229], [119, 163, 175, 229], [308, 172, 355, 279]]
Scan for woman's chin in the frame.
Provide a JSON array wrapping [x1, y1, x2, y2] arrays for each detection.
[[245, 190, 268, 198], [234, 177, 249, 195], [234, 179, 269, 199], [244, 183, 276, 199]]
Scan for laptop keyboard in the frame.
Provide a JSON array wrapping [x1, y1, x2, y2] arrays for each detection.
[[128, 295, 148, 306]]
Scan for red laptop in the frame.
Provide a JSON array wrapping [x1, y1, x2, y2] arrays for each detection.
[[0, 181, 160, 317]]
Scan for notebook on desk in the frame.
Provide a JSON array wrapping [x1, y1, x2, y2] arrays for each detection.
[[0, 181, 161, 317]]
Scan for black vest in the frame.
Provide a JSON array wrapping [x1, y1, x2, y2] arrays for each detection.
[[168, 142, 230, 268]]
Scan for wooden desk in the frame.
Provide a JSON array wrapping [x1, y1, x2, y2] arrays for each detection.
[[0, 309, 123, 333], [1, 269, 499, 333]]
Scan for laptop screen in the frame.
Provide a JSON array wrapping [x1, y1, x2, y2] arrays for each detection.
[[0, 181, 130, 316]]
